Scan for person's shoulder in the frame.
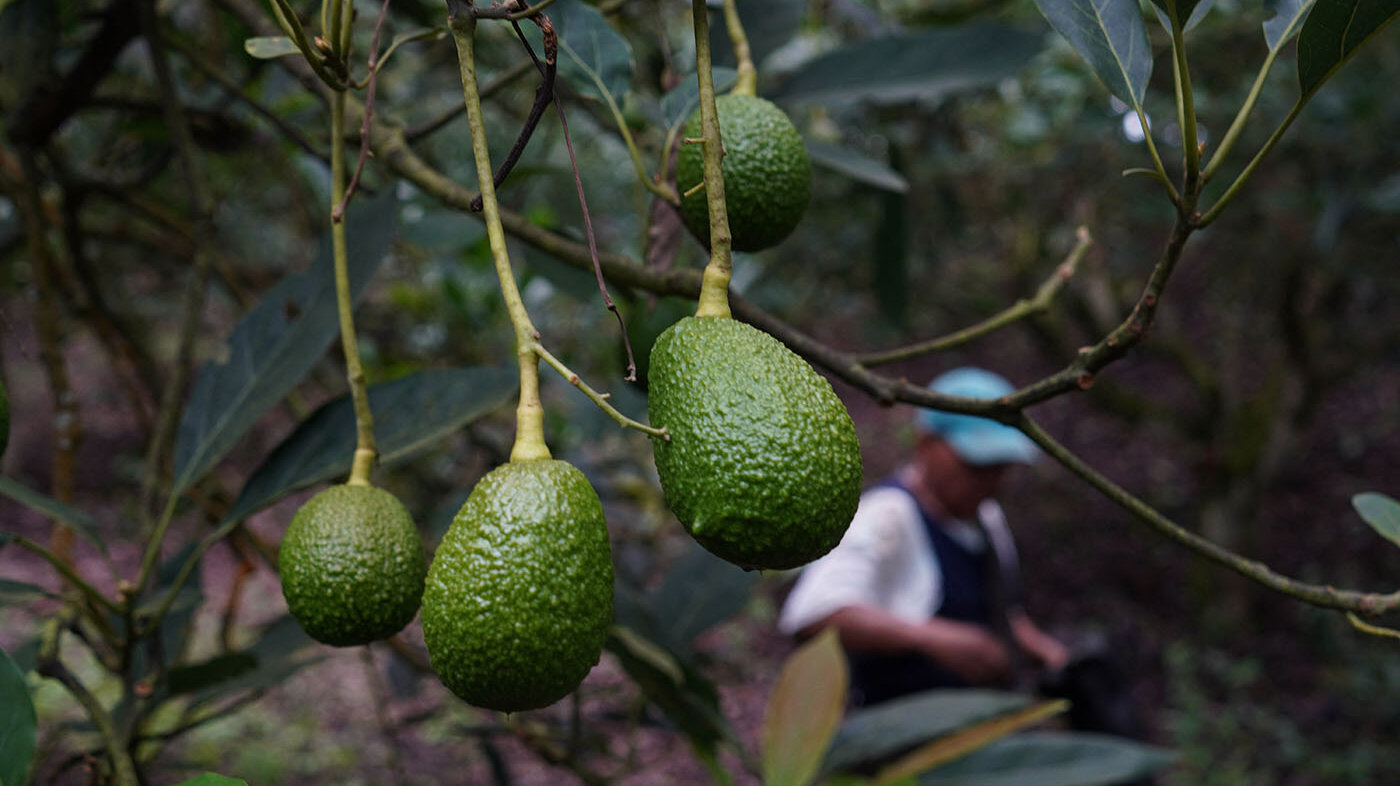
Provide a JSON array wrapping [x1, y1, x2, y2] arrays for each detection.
[[847, 484, 924, 542]]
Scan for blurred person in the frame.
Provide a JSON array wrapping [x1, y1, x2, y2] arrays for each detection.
[[778, 366, 1070, 707]]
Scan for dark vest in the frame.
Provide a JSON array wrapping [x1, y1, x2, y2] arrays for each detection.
[[846, 481, 996, 707]]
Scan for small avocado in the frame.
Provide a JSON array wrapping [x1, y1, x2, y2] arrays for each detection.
[[279, 484, 427, 647], [647, 316, 862, 570], [422, 459, 614, 713], [675, 94, 811, 252]]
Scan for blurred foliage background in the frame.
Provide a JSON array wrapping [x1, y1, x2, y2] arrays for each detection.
[[1, 0, 1398, 783]]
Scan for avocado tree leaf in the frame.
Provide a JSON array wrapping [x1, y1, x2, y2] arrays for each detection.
[[0, 578, 60, 604], [170, 774, 250, 786], [224, 366, 516, 523], [917, 731, 1175, 785], [648, 544, 758, 652], [822, 690, 1032, 776], [1032, 0, 1152, 108], [606, 627, 737, 755], [873, 145, 909, 331], [1297, 0, 1400, 97], [243, 36, 300, 59], [871, 701, 1067, 785], [806, 141, 910, 194], [0, 475, 107, 556], [660, 67, 738, 128], [0, 647, 37, 786], [172, 190, 396, 494], [552, 0, 634, 104], [1353, 492, 1400, 548], [771, 23, 1042, 108], [1150, 0, 1217, 32], [762, 628, 849, 786], [1264, 0, 1317, 48], [708, 0, 806, 70]]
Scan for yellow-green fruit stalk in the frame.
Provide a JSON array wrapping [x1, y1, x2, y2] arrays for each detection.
[[648, 316, 862, 570], [422, 460, 614, 712], [279, 484, 427, 647], [675, 94, 811, 253]]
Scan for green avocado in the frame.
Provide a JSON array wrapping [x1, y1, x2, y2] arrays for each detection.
[[422, 459, 614, 713], [279, 484, 427, 647], [675, 94, 811, 253], [647, 316, 862, 571]]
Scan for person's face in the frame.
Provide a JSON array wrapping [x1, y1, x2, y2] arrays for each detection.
[[917, 437, 1011, 519]]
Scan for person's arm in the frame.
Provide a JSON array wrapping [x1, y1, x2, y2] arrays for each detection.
[[802, 606, 1014, 686], [1008, 610, 1070, 672]]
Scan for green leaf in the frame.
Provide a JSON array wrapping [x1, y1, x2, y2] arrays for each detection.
[[172, 190, 397, 494], [1264, 0, 1317, 48], [224, 366, 516, 523], [1148, 0, 1207, 29], [873, 145, 909, 331], [0, 647, 36, 786], [647, 544, 758, 652], [0, 475, 107, 555], [806, 141, 910, 194], [243, 36, 301, 59], [606, 627, 737, 755], [1353, 492, 1400, 548], [660, 68, 738, 128], [763, 629, 849, 786], [772, 23, 1042, 108], [708, 0, 806, 70], [553, 0, 634, 104], [823, 691, 1032, 776], [1150, 0, 1217, 32], [1032, 0, 1152, 108], [0, 579, 60, 604], [1297, 0, 1400, 97], [917, 731, 1175, 786], [171, 774, 249, 786], [166, 652, 260, 696]]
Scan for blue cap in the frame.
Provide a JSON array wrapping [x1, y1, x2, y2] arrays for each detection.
[[916, 367, 1038, 466]]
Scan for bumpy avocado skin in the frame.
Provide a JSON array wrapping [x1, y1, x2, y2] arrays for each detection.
[[422, 460, 614, 713], [279, 484, 427, 647], [676, 94, 811, 253], [648, 317, 863, 571]]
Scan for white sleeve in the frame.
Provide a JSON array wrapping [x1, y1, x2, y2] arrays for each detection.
[[777, 487, 941, 635]]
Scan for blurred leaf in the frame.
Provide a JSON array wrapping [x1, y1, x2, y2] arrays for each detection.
[[606, 627, 736, 755], [554, 0, 634, 104], [243, 36, 300, 59], [1297, 0, 1400, 98], [225, 366, 516, 523], [0, 647, 36, 786], [661, 67, 738, 127], [171, 775, 249, 786], [872, 701, 1067, 785], [1352, 492, 1400, 548], [181, 617, 320, 705], [763, 629, 848, 786], [172, 191, 397, 494], [1148, 0, 1207, 29], [0, 476, 107, 555], [1150, 0, 1217, 32], [0, 579, 60, 604], [648, 544, 758, 652], [1032, 0, 1151, 108], [1263, 0, 1316, 48], [166, 652, 259, 696], [0, 0, 57, 107], [917, 731, 1175, 785], [771, 23, 1042, 107], [873, 145, 909, 331], [709, 0, 806, 70], [806, 141, 909, 194], [823, 691, 1031, 775]]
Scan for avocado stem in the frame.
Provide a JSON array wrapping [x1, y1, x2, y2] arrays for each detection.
[[720, 0, 757, 97], [691, 0, 735, 319], [330, 87, 380, 486], [448, 5, 552, 462]]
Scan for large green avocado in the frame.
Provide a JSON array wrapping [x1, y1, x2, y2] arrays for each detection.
[[279, 484, 427, 647], [675, 94, 811, 253], [422, 459, 614, 713], [647, 316, 862, 570]]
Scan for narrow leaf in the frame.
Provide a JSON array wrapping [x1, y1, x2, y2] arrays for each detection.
[[225, 366, 516, 523], [171, 774, 250, 786], [0, 475, 107, 555], [649, 544, 758, 652], [762, 628, 849, 786], [918, 731, 1176, 786], [172, 191, 396, 493], [0, 647, 37, 786], [1263, 0, 1316, 48], [872, 700, 1068, 785], [243, 36, 301, 59], [1297, 0, 1400, 97], [772, 23, 1042, 107], [822, 690, 1031, 775], [606, 627, 736, 754], [1352, 491, 1400, 548], [806, 141, 910, 194], [553, 0, 634, 104], [0, 579, 61, 603], [873, 145, 910, 331], [1032, 0, 1152, 107], [660, 68, 738, 128]]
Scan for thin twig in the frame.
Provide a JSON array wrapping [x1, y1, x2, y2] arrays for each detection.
[[333, 0, 395, 223]]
